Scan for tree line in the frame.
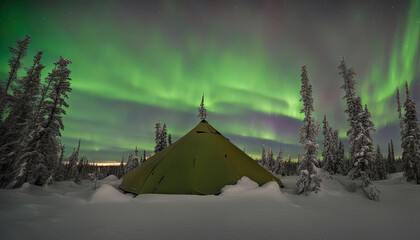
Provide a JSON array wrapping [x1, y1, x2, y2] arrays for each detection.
[[258, 60, 420, 200]]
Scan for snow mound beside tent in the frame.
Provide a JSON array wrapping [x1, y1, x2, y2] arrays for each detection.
[[90, 184, 131, 203], [220, 176, 287, 200]]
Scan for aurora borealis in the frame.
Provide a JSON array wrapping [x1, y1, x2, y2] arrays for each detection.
[[1, 0, 419, 162]]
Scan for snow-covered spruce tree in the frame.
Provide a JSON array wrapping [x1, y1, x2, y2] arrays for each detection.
[[6, 50, 44, 125], [396, 88, 403, 126], [351, 101, 376, 180], [168, 134, 172, 145], [331, 129, 339, 173], [133, 148, 139, 169], [0, 34, 31, 121], [338, 58, 359, 164], [336, 140, 346, 175], [387, 140, 397, 174], [135, 146, 138, 158], [322, 115, 331, 170], [296, 66, 321, 194], [339, 59, 376, 181], [78, 156, 89, 180], [141, 150, 147, 164], [396, 88, 407, 173], [261, 144, 267, 167], [390, 140, 396, 167], [161, 123, 168, 149], [54, 144, 66, 181], [375, 145, 387, 180], [339, 59, 375, 180], [119, 154, 125, 177], [125, 153, 138, 173], [198, 94, 207, 121], [321, 115, 336, 174], [9, 57, 72, 187], [33, 65, 57, 124], [67, 139, 81, 184], [273, 146, 285, 175], [154, 121, 162, 153], [266, 148, 275, 172], [401, 82, 420, 184], [395, 88, 406, 174], [0, 50, 44, 185], [132, 146, 140, 170], [0, 36, 32, 179]]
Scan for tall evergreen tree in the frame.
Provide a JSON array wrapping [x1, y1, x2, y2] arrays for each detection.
[[198, 94, 207, 121], [273, 146, 286, 176], [401, 82, 420, 183], [168, 134, 172, 145], [296, 66, 321, 194], [125, 153, 138, 173], [339, 59, 375, 180], [351, 101, 380, 200], [0, 35, 31, 120], [67, 139, 81, 184], [154, 121, 168, 153], [5, 50, 44, 131], [34, 66, 56, 123], [134, 147, 139, 167], [0, 50, 44, 182], [387, 140, 397, 173], [135, 146, 138, 158], [351, 102, 376, 180], [161, 123, 168, 149], [14, 57, 73, 187], [266, 148, 275, 172], [375, 145, 387, 180], [261, 144, 267, 167], [338, 58, 359, 164], [154, 121, 162, 153], [322, 115, 335, 174], [336, 140, 346, 175], [142, 150, 146, 164], [331, 129, 339, 172], [54, 144, 65, 181], [390, 140, 395, 164], [396, 88, 403, 124], [119, 154, 125, 177], [0, 36, 32, 177]]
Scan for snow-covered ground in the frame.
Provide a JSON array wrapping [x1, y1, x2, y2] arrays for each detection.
[[0, 172, 419, 240]]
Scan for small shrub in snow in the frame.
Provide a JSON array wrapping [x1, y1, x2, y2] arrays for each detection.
[[88, 172, 97, 190], [297, 170, 322, 194], [361, 171, 380, 201]]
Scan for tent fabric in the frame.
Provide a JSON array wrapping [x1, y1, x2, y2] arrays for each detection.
[[119, 120, 283, 195]]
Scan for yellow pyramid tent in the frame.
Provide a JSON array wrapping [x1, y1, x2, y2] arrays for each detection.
[[119, 120, 283, 195]]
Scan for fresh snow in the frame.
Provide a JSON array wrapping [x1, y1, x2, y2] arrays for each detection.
[[0, 173, 419, 240], [219, 176, 285, 200]]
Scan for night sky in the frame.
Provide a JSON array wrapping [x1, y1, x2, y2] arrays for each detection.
[[1, 0, 419, 163]]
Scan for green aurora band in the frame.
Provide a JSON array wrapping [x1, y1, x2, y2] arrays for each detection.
[[361, 0, 420, 127], [0, 0, 419, 161]]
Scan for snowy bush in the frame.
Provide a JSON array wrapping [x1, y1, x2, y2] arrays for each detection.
[[361, 171, 380, 201], [297, 169, 321, 195]]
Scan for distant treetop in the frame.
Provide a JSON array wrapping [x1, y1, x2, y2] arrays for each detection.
[[198, 94, 207, 121]]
